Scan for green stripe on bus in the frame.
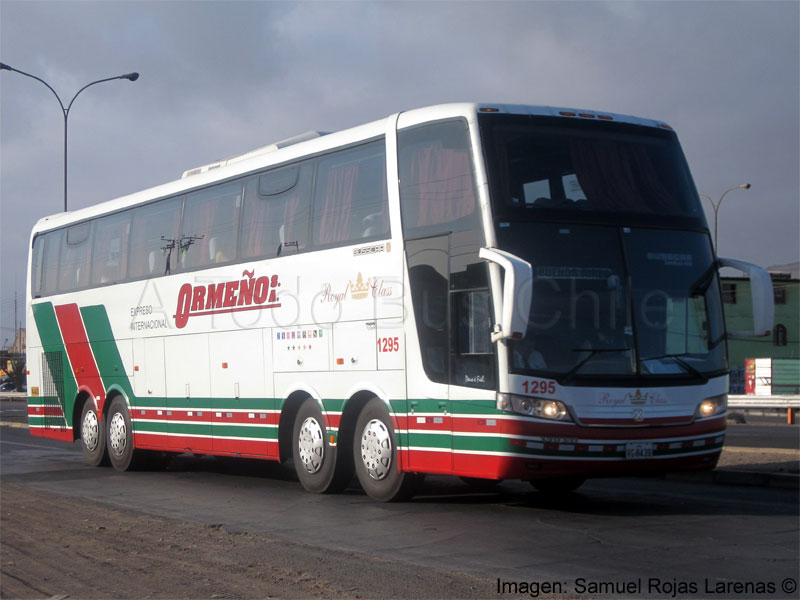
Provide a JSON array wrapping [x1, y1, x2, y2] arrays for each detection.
[[452, 435, 508, 453], [31, 302, 78, 427], [211, 425, 278, 440], [133, 421, 213, 436], [406, 432, 451, 449], [80, 305, 136, 400]]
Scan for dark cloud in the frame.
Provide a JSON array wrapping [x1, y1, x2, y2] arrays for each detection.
[[1, 0, 798, 338]]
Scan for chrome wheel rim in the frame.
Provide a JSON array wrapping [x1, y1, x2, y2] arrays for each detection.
[[298, 416, 324, 474], [82, 409, 99, 451], [108, 411, 127, 457], [360, 418, 392, 480]]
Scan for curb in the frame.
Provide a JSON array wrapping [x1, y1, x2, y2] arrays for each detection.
[[665, 468, 799, 490]]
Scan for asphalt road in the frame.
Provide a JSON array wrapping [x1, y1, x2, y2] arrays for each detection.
[[723, 418, 800, 450], [1, 424, 797, 598]]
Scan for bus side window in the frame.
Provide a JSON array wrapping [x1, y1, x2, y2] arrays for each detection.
[[31, 230, 61, 297], [451, 288, 495, 389], [398, 119, 478, 238], [58, 222, 92, 292], [30, 235, 44, 298], [128, 197, 182, 278], [312, 139, 388, 248], [91, 211, 131, 285], [241, 162, 313, 259], [180, 181, 242, 269], [405, 236, 450, 384]]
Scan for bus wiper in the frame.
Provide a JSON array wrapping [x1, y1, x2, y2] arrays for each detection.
[[560, 347, 631, 384], [689, 260, 719, 296], [639, 353, 708, 383]]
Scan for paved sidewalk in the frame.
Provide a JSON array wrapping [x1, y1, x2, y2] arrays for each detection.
[[666, 446, 799, 489]]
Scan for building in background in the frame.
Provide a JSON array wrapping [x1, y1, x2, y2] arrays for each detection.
[[0, 328, 26, 379], [723, 262, 799, 393]]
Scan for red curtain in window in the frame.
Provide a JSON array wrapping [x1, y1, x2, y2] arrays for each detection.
[[570, 140, 673, 213], [409, 145, 475, 227], [317, 163, 358, 244]]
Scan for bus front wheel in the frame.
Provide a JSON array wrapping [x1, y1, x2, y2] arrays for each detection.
[[353, 398, 416, 502], [292, 398, 349, 493]]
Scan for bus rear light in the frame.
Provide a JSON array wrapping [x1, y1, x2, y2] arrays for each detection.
[[578, 113, 596, 119], [660, 123, 673, 130], [559, 111, 577, 117], [598, 115, 613, 120], [479, 107, 500, 112]]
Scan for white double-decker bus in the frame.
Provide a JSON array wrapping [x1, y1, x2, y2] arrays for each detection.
[[26, 103, 774, 500]]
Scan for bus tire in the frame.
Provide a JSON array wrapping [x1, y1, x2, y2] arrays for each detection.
[[106, 396, 142, 471], [80, 400, 108, 467], [530, 477, 585, 494], [292, 398, 346, 493], [353, 397, 415, 502]]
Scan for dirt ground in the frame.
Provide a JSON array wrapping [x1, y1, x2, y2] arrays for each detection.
[[0, 484, 493, 599]]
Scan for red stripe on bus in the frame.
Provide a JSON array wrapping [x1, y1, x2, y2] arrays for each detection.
[[460, 416, 724, 441], [132, 432, 278, 458], [30, 427, 73, 442], [580, 416, 693, 426], [406, 450, 453, 475], [28, 405, 66, 417], [213, 438, 279, 458], [54, 303, 105, 406]]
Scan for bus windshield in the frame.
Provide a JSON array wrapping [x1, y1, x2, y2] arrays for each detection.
[[480, 114, 705, 228], [499, 220, 727, 383]]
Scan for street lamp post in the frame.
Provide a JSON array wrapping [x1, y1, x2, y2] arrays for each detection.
[[0, 62, 138, 212], [700, 183, 751, 252]]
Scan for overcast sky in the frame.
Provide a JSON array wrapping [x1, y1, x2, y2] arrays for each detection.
[[1, 0, 798, 344]]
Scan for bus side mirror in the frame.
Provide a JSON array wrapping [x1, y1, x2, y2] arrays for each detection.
[[479, 247, 532, 342], [718, 257, 775, 338]]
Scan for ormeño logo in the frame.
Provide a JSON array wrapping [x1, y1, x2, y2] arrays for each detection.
[[173, 269, 282, 329]]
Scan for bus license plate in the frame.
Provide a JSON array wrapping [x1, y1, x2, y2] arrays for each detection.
[[626, 442, 654, 460]]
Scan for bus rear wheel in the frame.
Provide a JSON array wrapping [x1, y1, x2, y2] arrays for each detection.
[[292, 398, 349, 493], [353, 398, 416, 502], [80, 400, 108, 467], [106, 396, 143, 471]]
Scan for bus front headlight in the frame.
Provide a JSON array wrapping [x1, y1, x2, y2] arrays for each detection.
[[497, 393, 573, 422], [696, 394, 727, 418]]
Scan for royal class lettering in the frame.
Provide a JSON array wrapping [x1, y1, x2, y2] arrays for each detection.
[[173, 270, 281, 328]]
